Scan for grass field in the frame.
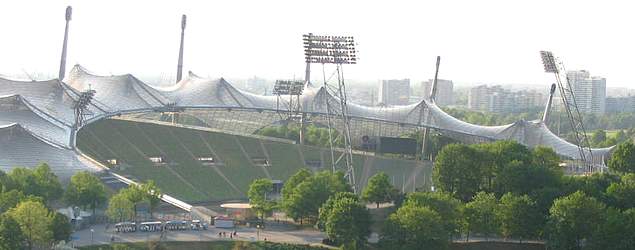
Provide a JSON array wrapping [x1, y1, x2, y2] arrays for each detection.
[[77, 118, 431, 202]]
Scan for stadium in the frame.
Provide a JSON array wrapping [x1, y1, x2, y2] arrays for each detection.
[[0, 7, 614, 209]]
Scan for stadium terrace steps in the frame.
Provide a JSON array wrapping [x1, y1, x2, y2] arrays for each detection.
[[77, 118, 430, 202]]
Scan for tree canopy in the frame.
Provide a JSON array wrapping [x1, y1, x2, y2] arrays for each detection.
[[7, 164, 63, 202], [107, 192, 135, 222], [282, 170, 350, 223], [361, 172, 395, 208], [462, 192, 498, 241], [608, 141, 635, 174], [248, 178, 276, 222], [64, 171, 107, 216], [321, 193, 371, 248], [380, 203, 449, 250], [8, 200, 53, 249], [497, 193, 541, 242], [0, 213, 25, 250], [405, 191, 462, 237], [547, 191, 606, 250]]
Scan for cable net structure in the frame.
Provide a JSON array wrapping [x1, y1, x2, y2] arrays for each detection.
[[0, 64, 615, 179]]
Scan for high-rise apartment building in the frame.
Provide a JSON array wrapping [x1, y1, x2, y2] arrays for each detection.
[[422, 79, 454, 106], [565, 70, 606, 114], [606, 96, 635, 113], [468, 85, 491, 111], [468, 85, 545, 113], [379, 79, 410, 106]]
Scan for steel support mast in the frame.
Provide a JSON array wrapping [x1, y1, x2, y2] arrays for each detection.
[[540, 51, 594, 171], [303, 34, 358, 192]]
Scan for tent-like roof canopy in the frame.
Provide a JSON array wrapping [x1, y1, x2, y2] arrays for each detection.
[[0, 64, 613, 178]]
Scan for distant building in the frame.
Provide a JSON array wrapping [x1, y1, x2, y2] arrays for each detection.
[[468, 85, 545, 113], [379, 79, 410, 106], [565, 70, 606, 114], [422, 79, 454, 106], [606, 96, 635, 113], [468, 85, 491, 111]]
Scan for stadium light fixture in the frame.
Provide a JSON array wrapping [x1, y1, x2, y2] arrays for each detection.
[[540, 50, 558, 73], [273, 80, 304, 95], [303, 33, 357, 65]]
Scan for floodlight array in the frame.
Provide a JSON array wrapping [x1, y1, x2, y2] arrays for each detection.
[[540, 51, 558, 73], [74, 89, 96, 110], [303, 33, 357, 64], [273, 80, 305, 95]]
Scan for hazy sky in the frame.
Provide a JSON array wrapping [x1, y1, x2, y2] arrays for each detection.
[[1, 0, 633, 87]]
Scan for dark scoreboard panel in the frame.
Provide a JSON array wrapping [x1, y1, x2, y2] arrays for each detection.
[[377, 137, 418, 155]]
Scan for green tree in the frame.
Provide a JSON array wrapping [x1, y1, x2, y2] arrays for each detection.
[[0, 189, 25, 213], [380, 203, 449, 250], [281, 168, 312, 202], [497, 193, 540, 242], [8, 200, 53, 249], [608, 141, 635, 173], [32, 163, 63, 202], [282, 170, 350, 223], [361, 172, 394, 208], [0, 213, 26, 250], [405, 191, 462, 237], [317, 192, 359, 230], [323, 195, 372, 248], [7, 164, 63, 203], [531, 146, 561, 171], [107, 193, 135, 222], [587, 208, 635, 250], [64, 171, 107, 216], [475, 141, 533, 194], [50, 212, 72, 244], [139, 180, 162, 217], [606, 173, 635, 209], [248, 178, 276, 223], [462, 192, 498, 241], [433, 144, 482, 201], [121, 185, 145, 219], [546, 191, 606, 250], [7, 168, 39, 198]]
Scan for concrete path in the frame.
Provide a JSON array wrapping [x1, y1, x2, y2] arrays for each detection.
[[71, 223, 325, 247]]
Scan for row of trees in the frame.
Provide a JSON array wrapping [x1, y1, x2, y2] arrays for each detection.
[[427, 140, 635, 249], [0, 163, 166, 249], [249, 169, 402, 249], [0, 164, 97, 249], [106, 181, 162, 222]]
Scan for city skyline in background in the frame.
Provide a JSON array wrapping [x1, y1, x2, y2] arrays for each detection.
[[1, 0, 635, 89]]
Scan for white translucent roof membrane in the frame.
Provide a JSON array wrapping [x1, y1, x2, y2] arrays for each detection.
[[0, 95, 71, 147], [0, 64, 614, 176], [0, 124, 99, 180], [66, 65, 167, 112], [0, 78, 78, 126]]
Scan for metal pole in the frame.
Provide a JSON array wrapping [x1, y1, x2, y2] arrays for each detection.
[[58, 6, 72, 80], [176, 15, 186, 83]]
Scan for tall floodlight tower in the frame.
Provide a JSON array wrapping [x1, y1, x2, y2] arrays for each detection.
[[176, 15, 186, 83], [58, 6, 72, 80], [303, 33, 358, 192], [273, 80, 305, 138], [540, 51, 594, 171]]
